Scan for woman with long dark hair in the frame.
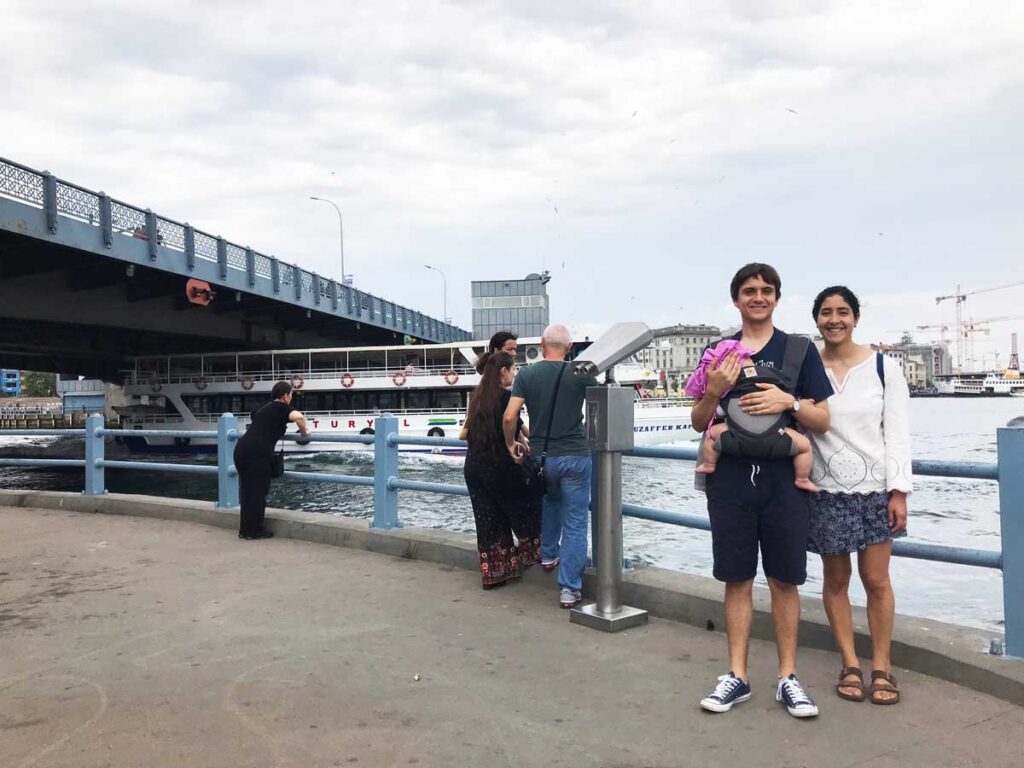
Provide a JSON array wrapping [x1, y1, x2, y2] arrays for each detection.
[[234, 381, 309, 540], [461, 351, 541, 588], [809, 286, 912, 705]]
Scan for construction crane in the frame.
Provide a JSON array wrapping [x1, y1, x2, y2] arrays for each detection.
[[935, 281, 1024, 372], [918, 314, 1024, 372]]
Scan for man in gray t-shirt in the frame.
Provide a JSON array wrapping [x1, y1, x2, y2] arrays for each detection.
[[504, 324, 598, 608]]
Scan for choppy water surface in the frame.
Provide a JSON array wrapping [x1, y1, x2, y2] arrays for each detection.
[[2, 398, 1018, 632]]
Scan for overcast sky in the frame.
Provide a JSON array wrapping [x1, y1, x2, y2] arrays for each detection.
[[3, 1, 1022, 368]]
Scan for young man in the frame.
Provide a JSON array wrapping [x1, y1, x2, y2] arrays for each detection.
[[693, 263, 833, 718], [503, 324, 599, 608]]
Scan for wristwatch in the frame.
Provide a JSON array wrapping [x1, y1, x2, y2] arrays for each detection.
[[791, 398, 802, 413]]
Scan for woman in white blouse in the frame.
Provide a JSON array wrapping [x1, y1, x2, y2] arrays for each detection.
[[809, 286, 911, 706]]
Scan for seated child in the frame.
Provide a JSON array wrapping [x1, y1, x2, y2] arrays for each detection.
[[685, 339, 818, 493]]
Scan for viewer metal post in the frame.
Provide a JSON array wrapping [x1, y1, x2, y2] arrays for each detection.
[[373, 414, 400, 529], [571, 384, 648, 631]]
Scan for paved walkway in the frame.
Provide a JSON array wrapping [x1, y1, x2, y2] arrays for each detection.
[[2, 505, 1023, 768]]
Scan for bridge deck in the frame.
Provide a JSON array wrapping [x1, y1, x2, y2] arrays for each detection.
[[2, 504, 1022, 768]]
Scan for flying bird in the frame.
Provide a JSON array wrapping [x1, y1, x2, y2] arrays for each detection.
[[553, 206, 558, 214], [632, 110, 638, 117], [786, 107, 798, 114]]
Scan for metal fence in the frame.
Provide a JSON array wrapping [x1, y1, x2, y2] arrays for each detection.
[[1, 414, 1022, 656], [0, 156, 470, 343]]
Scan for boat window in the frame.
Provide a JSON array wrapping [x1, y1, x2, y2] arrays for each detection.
[[406, 390, 430, 410], [434, 390, 461, 409], [376, 392, 398, 410], [350, 392, 367, 410]]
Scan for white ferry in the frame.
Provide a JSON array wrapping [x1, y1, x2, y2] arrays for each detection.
[[933, 371, 1024, 397], [116, 339, 694, 453]]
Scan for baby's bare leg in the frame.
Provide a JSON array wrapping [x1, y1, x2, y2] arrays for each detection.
[[695, 423, 728, 475], [785, 428, 818, 492]]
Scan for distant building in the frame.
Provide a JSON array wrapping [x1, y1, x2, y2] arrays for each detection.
[[1, 369, 20, 396], [636, 324, 721, 391], [873, 334, 951, 388], [471, 272, 550, 339]]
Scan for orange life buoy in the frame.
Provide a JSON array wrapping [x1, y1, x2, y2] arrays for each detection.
[[194, 377, 208, 390], [444, 369, 459, 386], [341, 372, 355, 388], [291, 374, 305, 390], [392, 372, 407, 387], [240, 377, 255, 391]]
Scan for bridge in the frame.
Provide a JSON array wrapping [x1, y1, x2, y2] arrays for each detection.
[[0, 157, 471, 380]]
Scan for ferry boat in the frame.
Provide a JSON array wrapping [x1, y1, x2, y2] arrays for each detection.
[[933, 371, 1024, 397], [116, 339, 694, 453]]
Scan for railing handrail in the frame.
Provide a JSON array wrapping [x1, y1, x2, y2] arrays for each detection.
[[1, 412, 1020, 655]]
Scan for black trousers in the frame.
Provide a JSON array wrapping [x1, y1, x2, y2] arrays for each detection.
[[234, 446, 273, 536]]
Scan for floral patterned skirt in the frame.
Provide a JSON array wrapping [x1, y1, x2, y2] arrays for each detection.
[[808, 490, 907, 556]]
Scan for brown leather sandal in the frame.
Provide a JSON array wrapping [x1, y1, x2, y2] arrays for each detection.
[[836, 666, 865, 702], [870, 670, 900, 705]]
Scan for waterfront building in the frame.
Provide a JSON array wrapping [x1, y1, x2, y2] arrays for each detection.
[[471, 272, 550, 339], [636, 324, 721, 392], [1, 369, 20, 396], [873, 335, 952, 388]]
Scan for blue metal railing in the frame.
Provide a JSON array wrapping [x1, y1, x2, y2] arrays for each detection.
[[0, 156, 470, 343], [1, 413, 1022, 656]]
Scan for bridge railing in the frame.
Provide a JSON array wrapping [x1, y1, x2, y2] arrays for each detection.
[[1, 413, 1022, 656], [0, 156, 470, 343]]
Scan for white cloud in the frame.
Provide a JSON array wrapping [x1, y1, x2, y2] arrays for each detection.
[[2, 0, 1021, 365]]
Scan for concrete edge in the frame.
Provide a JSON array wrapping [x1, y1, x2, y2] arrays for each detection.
[[3, 489, 1022, 706]]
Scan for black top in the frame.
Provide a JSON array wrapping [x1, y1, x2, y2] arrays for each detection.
[[466, 389, 522, 462], [238, 400, 292, 454]]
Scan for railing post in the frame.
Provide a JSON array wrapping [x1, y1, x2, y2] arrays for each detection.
[[42, 171, 58, 233], [217, 237, 228, 280], [217, 413, 240, 509], [184, 224, 196, 271], [271, 257, 281, 294], [998, 424, 1024, 657], [99, 192, 113, 247], [372, 414, 400, 529], [83, 413, 106, 496], [145, 209, 159, 261], [294, 266, 303, 301], [245, 247, 256, 287]]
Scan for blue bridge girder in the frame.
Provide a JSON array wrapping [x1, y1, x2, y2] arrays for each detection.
[[0, 156, 470, 380]]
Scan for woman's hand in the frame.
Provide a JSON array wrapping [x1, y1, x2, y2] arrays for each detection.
[[518, 435, 531, 453], [739, 383, 795, 415], [888, 491, 908, 533], [507, 442, 525, 464]]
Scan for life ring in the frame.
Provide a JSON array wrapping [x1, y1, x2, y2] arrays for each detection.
[[194, 377, 208, 390], [148, 376, 162, 393], [341, 372, 355, 388], [427, 427, 445, 438], [392, 372, 407, 387], [444, 370, 459, 386], [240, 377, 255, 391], [291, 374, 305, 390]]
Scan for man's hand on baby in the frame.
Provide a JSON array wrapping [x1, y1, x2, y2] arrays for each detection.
[[706, 353, 741, 397]]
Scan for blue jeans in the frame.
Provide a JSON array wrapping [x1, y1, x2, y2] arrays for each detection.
[[540, 454, 592, 592]]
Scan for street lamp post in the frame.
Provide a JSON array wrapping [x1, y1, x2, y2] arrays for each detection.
[[310, 196, 347, 285], [424, 264, 448, 325]]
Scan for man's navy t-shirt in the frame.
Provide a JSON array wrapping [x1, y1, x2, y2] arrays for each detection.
[[725, 328, 834, 404]]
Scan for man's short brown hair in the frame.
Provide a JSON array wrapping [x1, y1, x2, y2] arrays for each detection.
[[730, 263, 782, 300]]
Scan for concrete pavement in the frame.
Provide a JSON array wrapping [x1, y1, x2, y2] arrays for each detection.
[[2, 503, 1024, 767]]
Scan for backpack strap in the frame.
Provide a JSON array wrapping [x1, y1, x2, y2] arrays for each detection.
[[876, 352, 886, 388], [540, 362, 568, 470], [778, 334, 810, 394]]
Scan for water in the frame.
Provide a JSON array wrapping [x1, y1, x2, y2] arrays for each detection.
[[2, 398, 1019, 632]]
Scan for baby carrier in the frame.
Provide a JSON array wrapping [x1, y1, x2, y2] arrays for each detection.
[[711, 334, 810, 461]]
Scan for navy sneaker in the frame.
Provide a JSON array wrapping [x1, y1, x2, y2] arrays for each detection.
[[700, 673, 752, 713], [776, 674, 819, 717]]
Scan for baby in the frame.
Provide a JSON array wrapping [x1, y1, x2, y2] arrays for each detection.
[[685, 339, 818, 493]]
